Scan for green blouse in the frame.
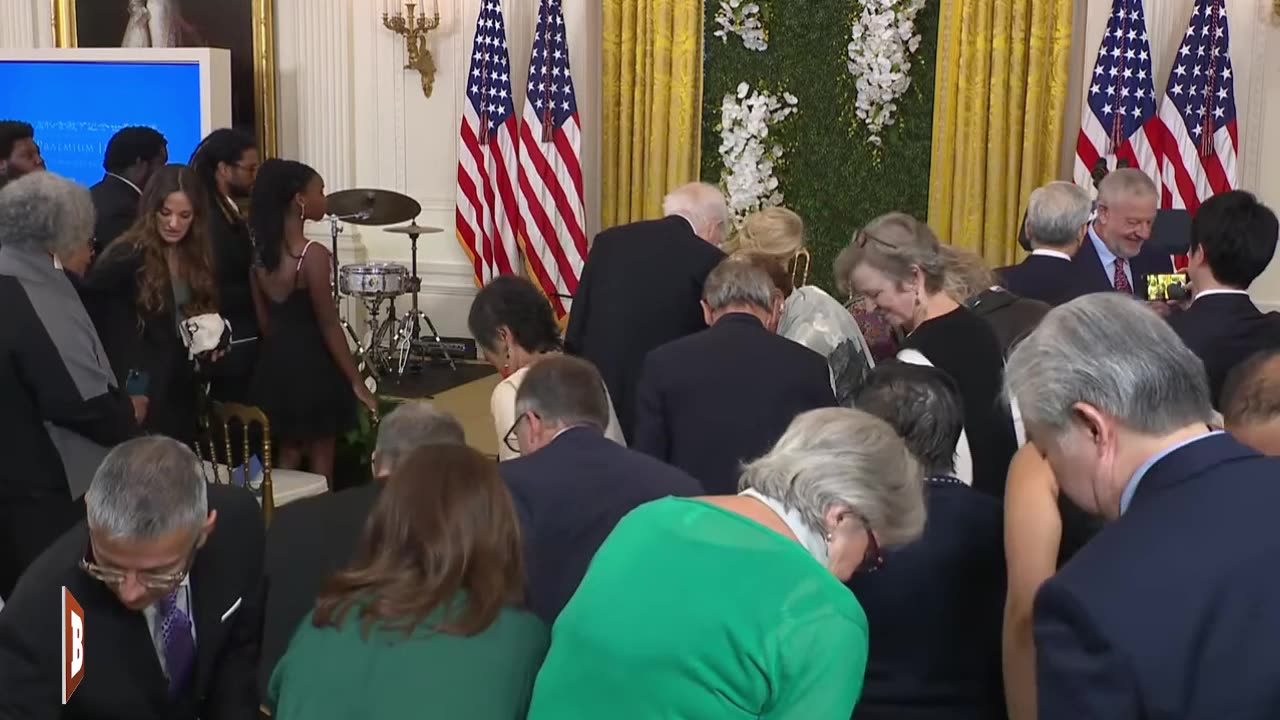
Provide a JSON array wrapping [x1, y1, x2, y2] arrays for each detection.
[[527, 497, 869, 719], [269, 599, 549, 720]]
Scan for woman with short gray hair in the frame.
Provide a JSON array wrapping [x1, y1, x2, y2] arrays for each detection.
[[0, 172, 138, 600], [527, 407, 926, 720], [835, 213, 1018, 497]]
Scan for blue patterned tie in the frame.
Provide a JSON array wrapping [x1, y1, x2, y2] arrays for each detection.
[[157, 590, 195, 696]]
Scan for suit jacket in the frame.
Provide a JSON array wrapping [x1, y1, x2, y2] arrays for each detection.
[[259, 482, 380, 697], [848, 478, 1006, 720], [997, 253, 1078, 306], [207, 195, 259, 401], [1069, 231, 1174, 298], [1167, 292, 1280, 407], [79, 243, 200, 443], [89, 175, 141, 255], [1034, 434, 1280, 719], [500, 428, 702, 624], [564, 216, 725, 441], [0, 483, 266, 720], [633, 313, 836, 495]]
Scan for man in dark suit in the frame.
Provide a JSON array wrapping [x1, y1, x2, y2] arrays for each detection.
[[501, 355, 702, 624], [1069, 168, 1173, 298], [0, 436, 265, 720], [633, 258, 835, 495], [258, 401, 465, 695], [1222, 349, 1280, 456], [565, 182, 728, 442], [89, 127, 168, 254], [849, 362, 1006, 720], [1004, 293, 1280, 719], [1166, 190, 1280, 407], [998, 181, 1092, 306]]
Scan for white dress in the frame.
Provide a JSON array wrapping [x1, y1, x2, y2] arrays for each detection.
[[121, 0, 179, 48], [121, 0, 151, 47]]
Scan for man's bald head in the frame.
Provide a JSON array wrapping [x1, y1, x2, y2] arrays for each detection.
[[1222, 349, 1280, 456]]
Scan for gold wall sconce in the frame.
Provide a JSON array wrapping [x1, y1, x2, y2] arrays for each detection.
[[383, 1, 441, 98]]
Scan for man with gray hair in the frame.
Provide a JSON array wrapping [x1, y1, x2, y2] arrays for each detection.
[[565, 181, 728, 442], [259, 401, 465, 692], [1000, 181, 1093, 306], [501, 355, 700, 623], [1005, 293, 1280, 718], [0, 172, 138, 600], [0, 436, 265, 719], [1071, 168, 1174, 297], [633, 257, 834, 494]]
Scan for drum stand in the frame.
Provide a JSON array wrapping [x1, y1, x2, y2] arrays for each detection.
[[396, 230, 456, 372], [326, 214, 375, 377]]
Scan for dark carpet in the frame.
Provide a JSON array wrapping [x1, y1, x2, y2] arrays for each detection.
[[376, 362, 495, 399]]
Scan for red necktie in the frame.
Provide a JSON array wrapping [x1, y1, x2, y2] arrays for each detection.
[[1113, 257, 1132, 293]]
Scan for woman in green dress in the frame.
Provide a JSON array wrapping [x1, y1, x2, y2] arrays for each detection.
[[268, 444, 549, 719], [527, 407, 928, 719]]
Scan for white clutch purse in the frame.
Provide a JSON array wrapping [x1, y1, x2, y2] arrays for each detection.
[[179, 314, 233, 358]]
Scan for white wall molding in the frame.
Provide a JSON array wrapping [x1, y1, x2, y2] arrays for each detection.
[[0, 0, 41, 48]]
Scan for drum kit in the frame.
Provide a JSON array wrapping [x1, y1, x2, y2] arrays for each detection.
[[323, 188, 457, 384]]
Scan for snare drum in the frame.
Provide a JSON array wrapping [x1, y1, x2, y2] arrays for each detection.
[[339, 263, 409, 297]]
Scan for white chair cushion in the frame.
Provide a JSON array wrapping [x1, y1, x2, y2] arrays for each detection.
[[201, 461, 328, 508]]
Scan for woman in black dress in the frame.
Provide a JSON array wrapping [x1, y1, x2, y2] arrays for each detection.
[[835, 213, 1018, 498], [249, 159, 376, 484], [82, 163, 219, 444]]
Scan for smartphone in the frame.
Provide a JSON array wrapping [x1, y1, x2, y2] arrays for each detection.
[[125, 369, 151, 396]]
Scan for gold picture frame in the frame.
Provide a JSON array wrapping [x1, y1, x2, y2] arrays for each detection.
[[51, 0, 277, 157]]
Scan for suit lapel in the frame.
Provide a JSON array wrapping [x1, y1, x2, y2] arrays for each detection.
[[1072, 237, 1115, 294], [78, 573, 170, 712]]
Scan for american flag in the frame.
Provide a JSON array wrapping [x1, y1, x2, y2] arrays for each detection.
[[1155, 0, 1237, 213], [1074, 0, 1161, 193], [516, 0, 587, 320], [456, 0, 521, 287]]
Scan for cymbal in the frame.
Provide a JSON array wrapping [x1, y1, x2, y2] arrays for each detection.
[[385, 223, 444, 236], [325, 188, 421, 226]]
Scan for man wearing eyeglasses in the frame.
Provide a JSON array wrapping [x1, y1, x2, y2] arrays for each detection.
[[0, 436, 265, 720]]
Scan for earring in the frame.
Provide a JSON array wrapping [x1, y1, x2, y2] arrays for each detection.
[[298, 199, 307, 220]]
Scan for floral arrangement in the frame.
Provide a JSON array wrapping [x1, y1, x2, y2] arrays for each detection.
[[718, 82, 799, 222], [713, 0, 768, 52], [845, 0, 926, 146]]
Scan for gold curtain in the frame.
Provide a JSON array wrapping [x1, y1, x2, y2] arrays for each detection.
[[602, 0, 703, 229], [928, 0, 1075, 267]]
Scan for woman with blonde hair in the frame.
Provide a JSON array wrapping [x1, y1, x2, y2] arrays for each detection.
[[834, 213, 1017, 498], [731, 206, 875, 404], [942, 247, 1049, 356]]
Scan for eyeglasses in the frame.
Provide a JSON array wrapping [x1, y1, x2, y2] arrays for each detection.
[[80, 539, 198, 590], [854, 514, 884, 574], [853, 227, 896, 251], [503, 411, 535, 454]]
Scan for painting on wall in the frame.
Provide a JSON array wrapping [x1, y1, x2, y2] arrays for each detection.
[[52, 0, 277, 156]]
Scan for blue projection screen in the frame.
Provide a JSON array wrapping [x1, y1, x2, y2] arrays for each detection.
[[0, 60, 203, 187]]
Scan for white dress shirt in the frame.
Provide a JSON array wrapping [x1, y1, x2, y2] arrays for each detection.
[[141, 577, 196, 678], [1030, 248, 1072, 261]]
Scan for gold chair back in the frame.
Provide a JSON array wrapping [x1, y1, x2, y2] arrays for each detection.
[[788, 248, 811, 288], [198, 402, 277, 525]]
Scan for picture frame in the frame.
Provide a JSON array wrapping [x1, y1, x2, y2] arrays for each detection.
[[51, 0, 277, 157]]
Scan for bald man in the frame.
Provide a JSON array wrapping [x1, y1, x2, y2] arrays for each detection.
[[1222, 349, 1280, 456], [565, 182, 727, 442]]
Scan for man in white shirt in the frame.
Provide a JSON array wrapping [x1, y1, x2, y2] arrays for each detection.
[[999, 181, 1093, 306], [1167, 190, 1280, 406]]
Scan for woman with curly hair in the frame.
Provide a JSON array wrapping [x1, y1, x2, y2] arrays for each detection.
[[249, 159, 376, 483], [468, 275, 624, 460], [83, 163, 219, 443]]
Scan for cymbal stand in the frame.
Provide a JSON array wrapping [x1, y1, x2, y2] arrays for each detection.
[[325, 213, 374, 376], [396, 230, 456, 373]]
